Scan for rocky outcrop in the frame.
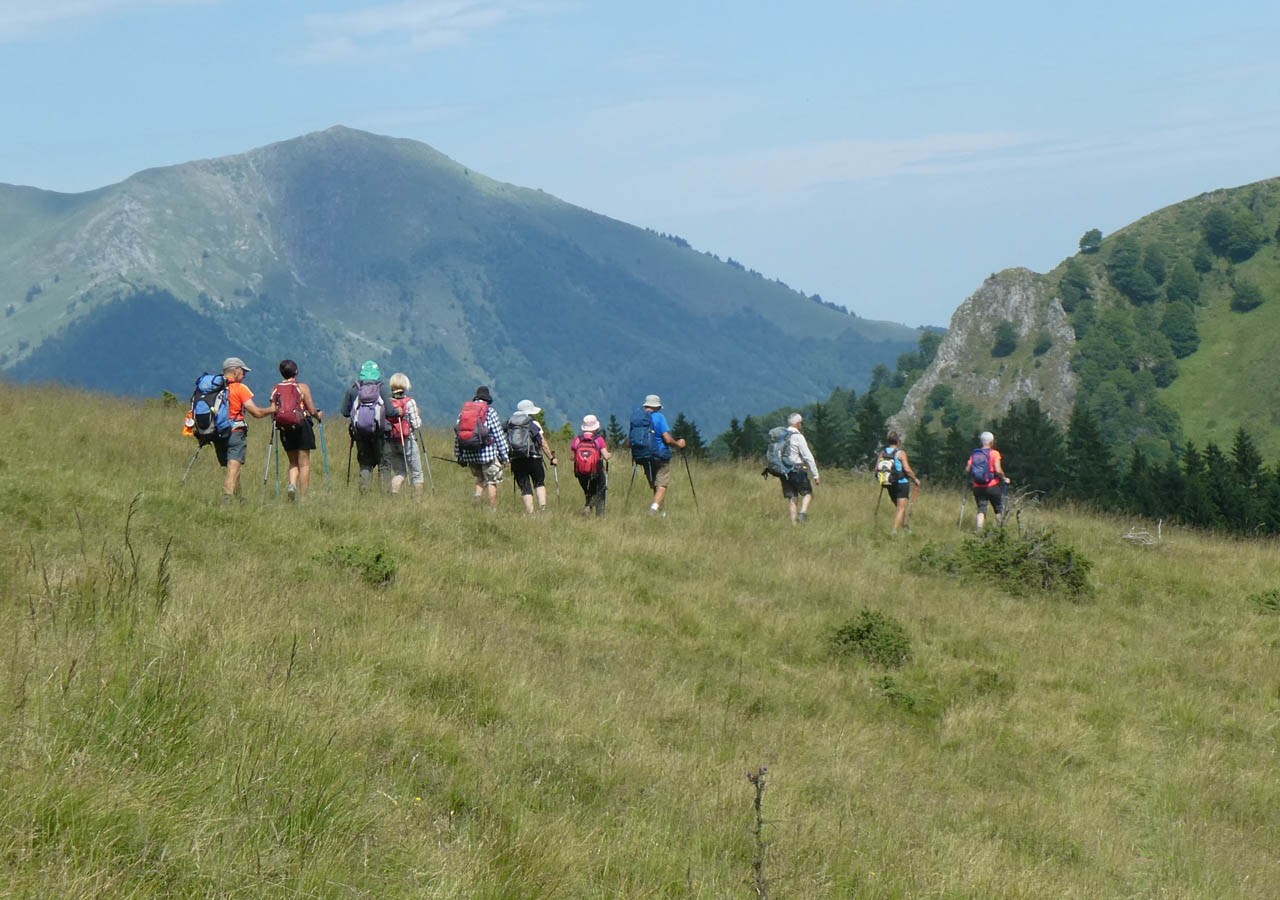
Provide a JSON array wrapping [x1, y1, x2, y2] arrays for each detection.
[[891, 267, 1076, 432]]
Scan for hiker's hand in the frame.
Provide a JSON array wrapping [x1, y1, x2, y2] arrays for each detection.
[[677, 438, 687, 449]]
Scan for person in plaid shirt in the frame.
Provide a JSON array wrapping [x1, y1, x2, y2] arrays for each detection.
[[454, 386, 510, 510]]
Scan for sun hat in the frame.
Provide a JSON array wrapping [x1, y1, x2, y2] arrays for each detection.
[[474, 385, 492, 403], [222, 356, 250, 372], [359, 360, 381, 381], [581, 414, 601, 433], [514, 399, 542, 416], [643, 394, 662, 409]]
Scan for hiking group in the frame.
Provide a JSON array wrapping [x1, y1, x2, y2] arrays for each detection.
[[184, 357, 1010, 529]]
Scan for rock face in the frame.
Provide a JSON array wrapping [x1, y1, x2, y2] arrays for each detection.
[[892, 268, 1077, 431]]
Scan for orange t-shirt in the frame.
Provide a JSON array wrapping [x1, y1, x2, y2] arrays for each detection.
[[968, 447, 1003, 487], [227, 382, 254, 425]]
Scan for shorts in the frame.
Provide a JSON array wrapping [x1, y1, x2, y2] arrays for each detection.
[[640, 458, 672, 490], [888, 480, 912, 503], [470, 460, 504, 486], [388, 433, 424, 484], [781, 469, 812, 499], [511, 456, 547, 495], [214, 429, 247, 466], [277, 421, 316, 453], [973, 483, 1004, 514]]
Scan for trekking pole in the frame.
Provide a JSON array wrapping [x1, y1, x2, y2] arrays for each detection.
[[262, 425, 276, 488], [958, 491, 967, 529], [316, 418, 331, 491], [398, 431, 410, 495], [551, 458, 560, 503], [625, 462, 638, 510], [180, 445, 202, 485], [346, 434, 354, 486], [417, 430, 434, 495], [682, 451, 699, 512], [874, 484, 884, 520], [273, 427, 281, 497]]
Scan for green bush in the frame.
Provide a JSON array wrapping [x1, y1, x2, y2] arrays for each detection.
[[317, 543, 397, 587], [1246, 589, 1280, 615], [909, 527, 1093, 598], [829, 608, 913, 667]]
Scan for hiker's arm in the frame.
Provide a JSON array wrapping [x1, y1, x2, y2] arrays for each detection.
[[301, 384, 323, 420], [901, 451, 920, 485], [661, 431, 687, 450], [243, 399, 276, 419], [540, 432, 556, 465]]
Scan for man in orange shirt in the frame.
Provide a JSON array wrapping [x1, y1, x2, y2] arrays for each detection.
[[965, 430, 1008, 530], [216, 357, 276, 504]]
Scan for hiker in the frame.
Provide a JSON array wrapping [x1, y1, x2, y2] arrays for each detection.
[[780, 413, 820, 523], [454, 385, 510, 510], [271, 359, 323, 502], [879, 431, 920, 534], [387, 372, 425, 498], [631, 394, 686, 515], [341, 360, 403, 494], [966, 430, 1008, 530], [506, 399, 556, 514], [571, 414, 612, 516], [215, 357, 277, 504]]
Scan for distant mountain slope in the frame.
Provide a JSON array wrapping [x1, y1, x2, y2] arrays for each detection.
[[0, 127, 919, 431], [895, 177, 1280, 458]]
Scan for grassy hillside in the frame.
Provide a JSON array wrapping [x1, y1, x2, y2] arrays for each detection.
[[2, 382, 1279, 897]]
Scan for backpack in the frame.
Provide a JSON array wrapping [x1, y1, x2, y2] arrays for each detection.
[[764, 426, 792, 478], [969, 447, 993, 485], [455, 400, 491, 450], [506, 413, 536, 459], [190, 373, 230, 446], [628, 406, 658, 461], [349, 381, 386, 437], [875, 448, 902, 487], [273, 381, 306, 429], [573, 434, 603, 476], [389, 396, 415, 441]]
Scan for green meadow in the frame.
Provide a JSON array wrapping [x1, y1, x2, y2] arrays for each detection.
[[2, 384, 1278, 898]]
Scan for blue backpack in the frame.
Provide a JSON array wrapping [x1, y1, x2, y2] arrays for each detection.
[[969, 447, 993, 484], [190, 373, 231, 446], [628, 406, 658, 461]]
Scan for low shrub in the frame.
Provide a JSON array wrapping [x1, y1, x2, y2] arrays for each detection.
[[909, 526, 1093, 598], [829, 608, 913, 668], [1246, 589, 1280, 615], [316, 543, 397, 587]]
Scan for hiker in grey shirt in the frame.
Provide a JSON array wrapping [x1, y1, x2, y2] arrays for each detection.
[[782, 412, 820, 523]]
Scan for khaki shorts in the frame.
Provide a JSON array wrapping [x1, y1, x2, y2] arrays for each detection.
[[642, 458, 672, 490], [470, 460, 504, 486]]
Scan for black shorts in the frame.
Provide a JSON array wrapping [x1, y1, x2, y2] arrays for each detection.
[[277, 421, 316, 452], [511, 456, 547, 495], [887, 480, 912, 502], [781, 469, 812, 498], [973, 483, 1004, 513]]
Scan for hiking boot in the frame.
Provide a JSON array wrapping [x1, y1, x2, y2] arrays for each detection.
[[797, 512, 808, 524], [287, 483, 296, 502], [220, 493, 233, 506]]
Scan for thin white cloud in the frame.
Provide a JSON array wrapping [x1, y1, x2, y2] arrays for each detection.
[[0, 0, 207, 42], [299, 0, 560, 62]]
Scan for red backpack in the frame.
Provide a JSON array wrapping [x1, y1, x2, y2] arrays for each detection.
[[455, 400, 491, 450], [390, 396, 414, 441], [274, 381, 306, 429], [573, 434, 603, 476]]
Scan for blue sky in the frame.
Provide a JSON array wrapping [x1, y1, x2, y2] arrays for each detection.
[[2, 1, 1279, 327]]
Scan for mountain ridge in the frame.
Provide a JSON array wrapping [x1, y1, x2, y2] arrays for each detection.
[[0, 126, 920, 431]]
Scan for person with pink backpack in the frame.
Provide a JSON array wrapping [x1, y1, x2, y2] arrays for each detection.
[[570, 414, 612, 516]]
